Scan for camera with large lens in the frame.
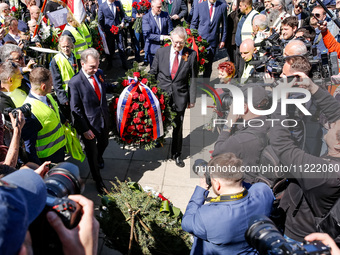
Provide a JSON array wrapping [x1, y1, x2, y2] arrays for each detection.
[[3, 103, 32, 128], [30, 162, 85, 255], [245, 215, 331, 255]]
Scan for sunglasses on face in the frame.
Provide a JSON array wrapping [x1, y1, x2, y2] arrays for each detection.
[[313, 13, 322, 18]]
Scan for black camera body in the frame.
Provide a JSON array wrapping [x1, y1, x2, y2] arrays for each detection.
[[30, 162, 84, 255], [3, 103, 32, 128], [245, 215, 331, 255], [192, 159, 211, 188]]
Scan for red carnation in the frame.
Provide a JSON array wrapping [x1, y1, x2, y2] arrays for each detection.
[[139, 94, 146, 102], [137, 5, 141, 10], [127, 125, 135, 132], [11, 6, 16, 12], [151, 87, 158, 94], [200, 46, 205, 53], [122, 79, 129, 87], [110, 25, 119, 35], [197, 36, 202, 42], [132, 102, 139, 110], [136, 124, 144, 131], [159, 96, 164, 104], [164, 43, 170, 47], [132, 131, 137, 135], [132, 92, 139, 99], [161, 104, 165, 110], [137, 111, 144, 118], [143, 101, 150, 108], [145, 127, 152, 132], [187, 38, 193, 44], [147, 109, 152, 116], [133, 117, 141, 124], [185, 29, 192, 36], [141, 78, 148, 84], [200, 58, 206, 65], [133, 72, 141, 78], [132, 2, 138, 8], [162, 115, 165, 121]]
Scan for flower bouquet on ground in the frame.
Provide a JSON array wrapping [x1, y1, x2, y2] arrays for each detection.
[[164, 22, 209, 73], [132, 0, 151, 33], [98, 179, 192, 255], [109, 62, 176, 150]]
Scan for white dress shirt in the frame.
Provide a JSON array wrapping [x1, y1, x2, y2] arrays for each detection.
[[82, 69, 102, 94]]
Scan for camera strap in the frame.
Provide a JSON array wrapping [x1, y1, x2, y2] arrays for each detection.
[[205, 189, 248, 203]]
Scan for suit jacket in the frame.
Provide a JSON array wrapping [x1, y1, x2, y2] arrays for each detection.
[[4, 33, 18, 44], [181, 184, 274, 255], [150, 46, 198, 112], [142, 11, 173, 55], [68, 69, 109, 135], [98, 0, 126, 34], [190, 0, 227, 48], [163, 0, 188, 27]]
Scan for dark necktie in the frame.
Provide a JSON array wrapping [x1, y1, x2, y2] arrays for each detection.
[[209, 3, 214, 18], [90, 75, 101, 101], [171, 51, 179, 80]]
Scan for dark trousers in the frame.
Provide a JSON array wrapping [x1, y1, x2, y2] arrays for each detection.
[[81, 128, 109, 182], [203, 47, 217, 78], [171, 110, 185, 157], [227, 44, 236, 63], [106, 32, 127, 67], [235, 45, 241, 77]]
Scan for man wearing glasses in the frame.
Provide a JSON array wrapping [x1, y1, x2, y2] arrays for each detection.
[[310, 5, 328, 55], [150, 27, 197, 167], [288, 0, 310, 28]]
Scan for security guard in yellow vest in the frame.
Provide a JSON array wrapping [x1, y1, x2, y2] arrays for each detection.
[[22, 67, 66, 165], [62, 13, 89, 63], [50, 35, 78, 120]]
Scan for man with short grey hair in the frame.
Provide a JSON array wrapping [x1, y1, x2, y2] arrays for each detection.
[[150, 26, 198, 167], [283, 39, 308, 56], [50, 35, 77, 120], [69, 48, 109, 194]]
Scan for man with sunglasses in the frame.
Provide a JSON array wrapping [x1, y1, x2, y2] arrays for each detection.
[[310, 6, 328, 55], [288, 0, 310, 28]]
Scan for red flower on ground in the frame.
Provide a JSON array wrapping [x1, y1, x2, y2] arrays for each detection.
[[133, 72, 141, 78], [145, 127, 152, 132], [151, 87, 158, 94], [136, 125, 144, 131]]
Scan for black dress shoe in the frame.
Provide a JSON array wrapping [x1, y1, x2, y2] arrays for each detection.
[[96, 180, 107, 194], [98, 157, 105, 169], [174, 156, 185, 168]]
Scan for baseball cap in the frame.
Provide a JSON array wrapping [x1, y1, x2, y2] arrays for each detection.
[[241, 83, 269, 110], [0, 169, 47, 255]]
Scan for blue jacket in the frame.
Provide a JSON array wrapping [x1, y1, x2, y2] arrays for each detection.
[[142, 11, 173, 55], [182, 183, 274, 255], [98, 1, 126, 33], [190, 0, 227, 48]]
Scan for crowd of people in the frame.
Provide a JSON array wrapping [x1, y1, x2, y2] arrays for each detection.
[[1, 0, 340, 253]]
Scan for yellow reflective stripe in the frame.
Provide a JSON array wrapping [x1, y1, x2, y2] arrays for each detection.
[[36, 135, 66, 152], [37, 122, 62, 140]]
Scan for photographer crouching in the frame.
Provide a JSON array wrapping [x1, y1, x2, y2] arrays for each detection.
[[182, 153, 274, 254]]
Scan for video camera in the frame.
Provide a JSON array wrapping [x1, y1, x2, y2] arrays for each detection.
[[245, 215, 331, 255], [30, 162, 85, 255]]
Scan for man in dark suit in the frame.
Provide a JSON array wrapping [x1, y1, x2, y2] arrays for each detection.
[[142, 0, 173, 66], [190, 0, 227, 78], [150, 27, 197, 167], [68, 48, 109, 194], [98, 0, 128, 70], [163, 0, 188, 27]]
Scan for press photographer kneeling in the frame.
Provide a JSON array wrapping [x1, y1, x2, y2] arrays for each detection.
[[181, 153, 274, 254]]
